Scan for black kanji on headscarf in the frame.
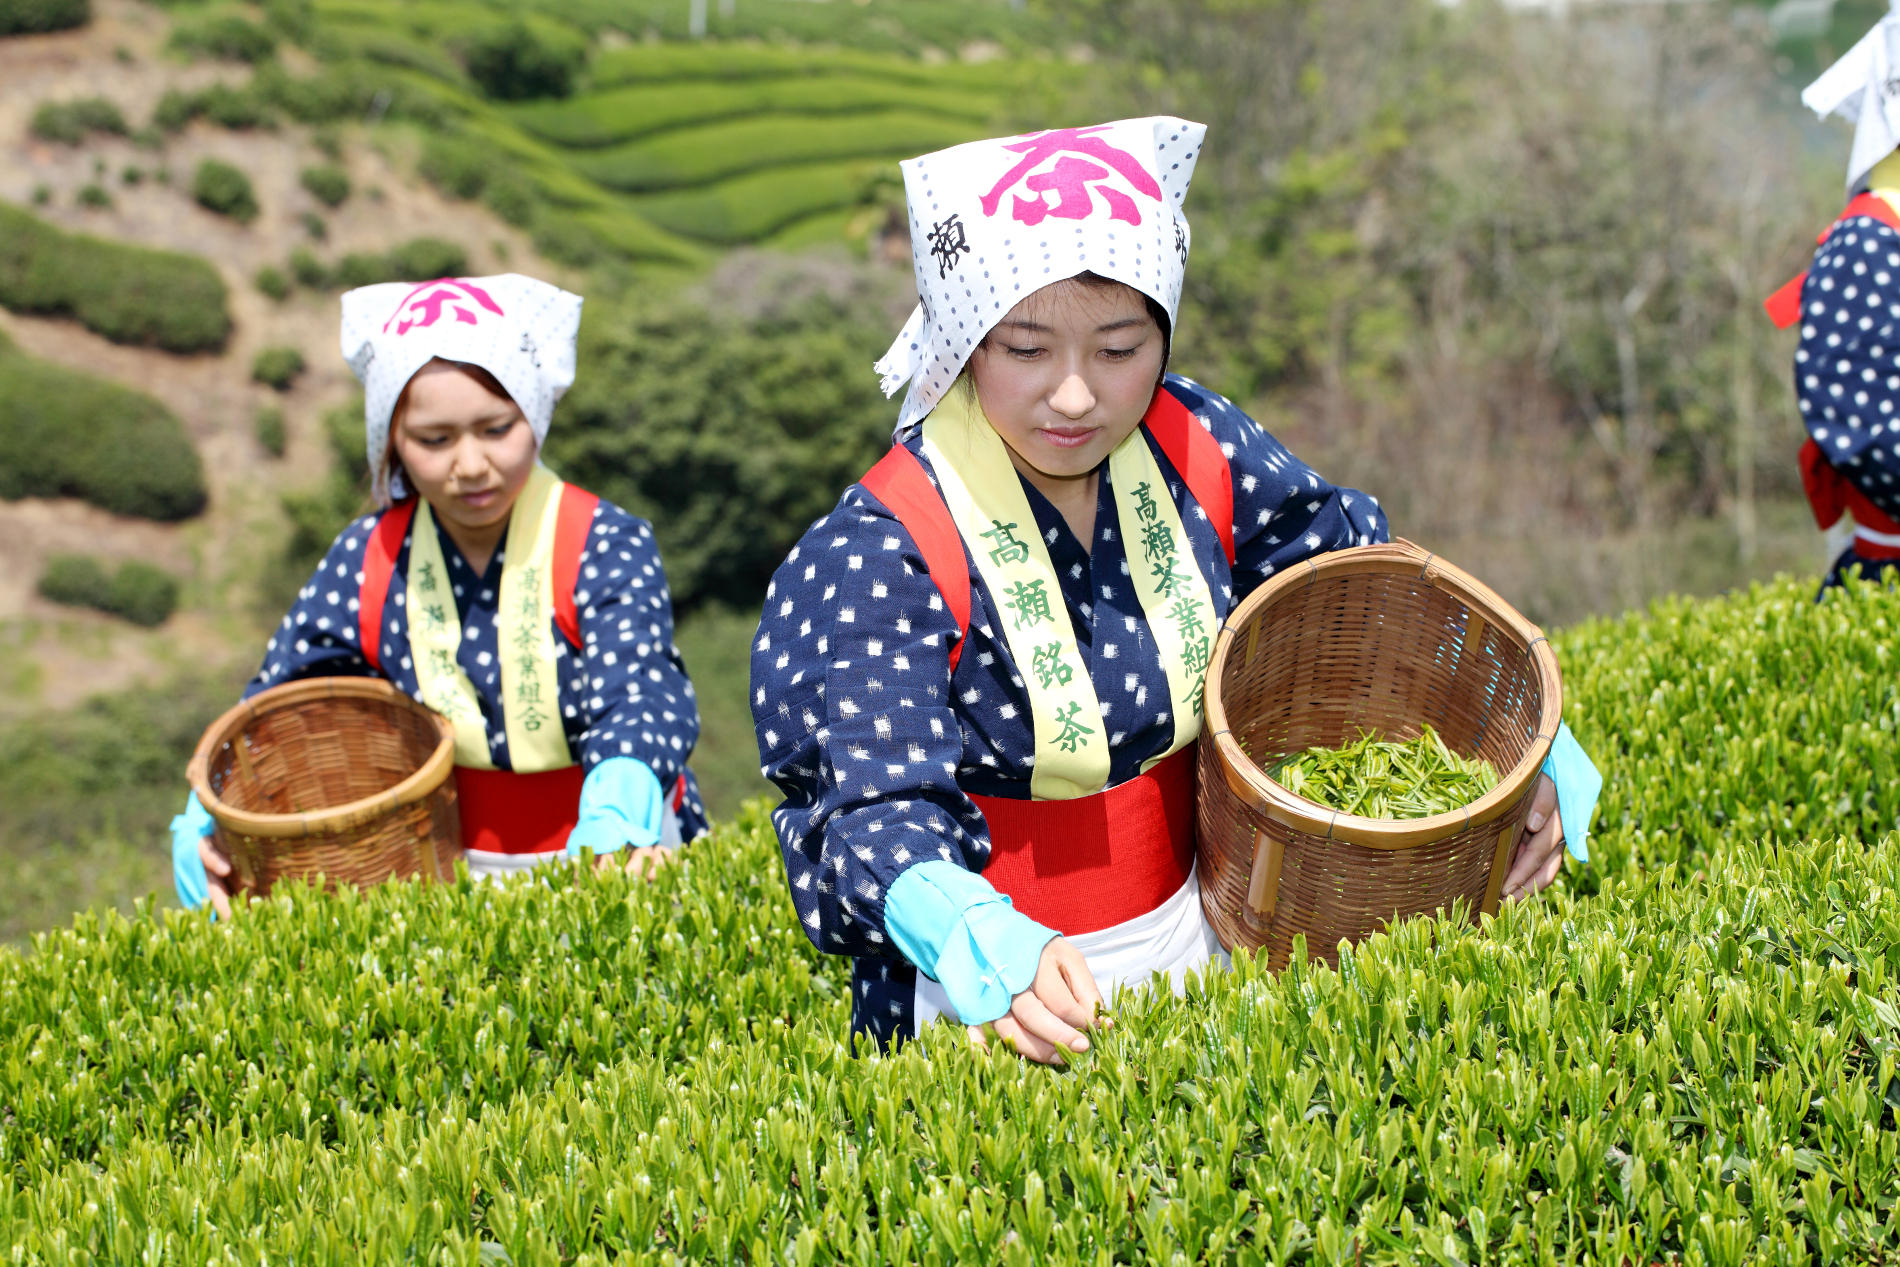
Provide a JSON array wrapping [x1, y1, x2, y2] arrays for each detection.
[[926, 214, 970, 278]]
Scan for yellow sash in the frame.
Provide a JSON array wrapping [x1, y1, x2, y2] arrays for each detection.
[[405, 464, 572, 773], [921, 387, 1217, 799]]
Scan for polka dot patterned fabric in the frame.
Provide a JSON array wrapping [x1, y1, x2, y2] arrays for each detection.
[[875, 117, 1206, 437], [339, 274, 584, 505], [1794, 213, 1900, 525], [248, 496, 708, 842], [750, 374, 1387, 1047]]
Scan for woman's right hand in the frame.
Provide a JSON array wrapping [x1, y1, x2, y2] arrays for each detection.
[[968, 937, 1109, 1066]]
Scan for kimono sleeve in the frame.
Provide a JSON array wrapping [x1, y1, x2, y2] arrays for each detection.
[[1794, 215, 1900, 522], [750, 488, 991, 962], [570, 502, 699, 785], [242, 513, 383, 700]]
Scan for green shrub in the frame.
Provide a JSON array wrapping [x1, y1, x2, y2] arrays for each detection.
[[0, 203, 230, 352], [578, 111, 973, 195], [254, 405, 286, 457], [250, 345, 304, 391], [336, 237, 468, 288], [34, 554, 110, 611], [461, 19, 582, 101], [298, 210, 326, 240], [154, 83, 274, 133], [74, 183, 110, 209], [288, 245, 326, 287], [119, 165, 143, 186], [167, 13, 276, 63], [29, 97, 127, 145], [632, 157, 887, 246], [482, 175, 535, 227], [0, 0, 88, 36], [417, 133, 487, 200], [191, 159, 258, 223], [150, 88, 197, 133], [29, 185, 49, 206], [0, 333, 206, 520], [298, 162, 349, 207], [254, 264, 288, 301]]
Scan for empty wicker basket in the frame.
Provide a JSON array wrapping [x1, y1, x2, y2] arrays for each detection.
[[187, 677, 461, 897], [1196, 538, 1562, 967]]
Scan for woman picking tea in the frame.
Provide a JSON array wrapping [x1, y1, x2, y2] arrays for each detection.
[[173, 274, 706, 915], [1764, 10, 1900, 591], [752, 119, 1602, 1061]]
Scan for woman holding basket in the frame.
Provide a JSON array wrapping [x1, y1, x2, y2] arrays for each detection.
[[751, 118, 1602, 1061], [173, 274, 707, 916]]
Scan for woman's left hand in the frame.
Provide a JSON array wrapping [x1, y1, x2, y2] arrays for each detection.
[[594, 846, 676, 881], [1502, 773, 1563, 902]]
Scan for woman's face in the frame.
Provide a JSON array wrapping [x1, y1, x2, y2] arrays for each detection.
[[966, 278, 1165, 483], [390, 360, 538, 538]]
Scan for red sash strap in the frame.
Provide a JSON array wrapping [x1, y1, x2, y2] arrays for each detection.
[[1765, 193, 1900, 329], [358, 499, 418, 673], [550, 485, 600, 649], [455, 765, 688, 855], [970, 746, 1196, 936], [856, 383, 1240, 672], [1141, 387, 1237, 565], [1800, 438, 1900, 559], [860, 446, 974, 672]]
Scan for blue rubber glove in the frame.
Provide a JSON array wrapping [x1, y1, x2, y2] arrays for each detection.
[[564, 757, 667, 859], [169, 791, 215, 910], [1540, 721, 1603, 865], [885, 860, 1058, 1026]]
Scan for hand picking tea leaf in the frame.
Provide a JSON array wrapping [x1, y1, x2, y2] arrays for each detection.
[[1266, 725, 1499, 819]]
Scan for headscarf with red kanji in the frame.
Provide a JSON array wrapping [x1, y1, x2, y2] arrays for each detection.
[[1804, 2, 1900, 196], [339, 273, 583, 504], [875, 116, 1206, 438]]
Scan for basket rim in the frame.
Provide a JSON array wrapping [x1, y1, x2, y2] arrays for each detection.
[[186, 676, 457, 840], [1203, 537, 1563, 849]]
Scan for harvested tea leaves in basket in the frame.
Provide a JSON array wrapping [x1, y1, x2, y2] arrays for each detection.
[[1265, 725, 1499, 820]]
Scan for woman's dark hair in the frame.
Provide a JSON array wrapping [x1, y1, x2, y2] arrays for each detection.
[[983, 271, 1172, 378]]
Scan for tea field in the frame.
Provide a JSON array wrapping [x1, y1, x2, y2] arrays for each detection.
[[2, 574, 1898, 1262]]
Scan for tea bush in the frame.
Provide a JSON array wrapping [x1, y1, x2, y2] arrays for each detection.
[[5, 579, 1900, 1258], [192, 158, 259, 223], [36, 554, 181, 627], [0, 204, 229, 350], [28, 96, 127, 145], [250, 344, 305, 391], [0, 0, 87, 35], [167, 12, 276, 63], [0, 331, 206, 520], [299, 162, 350, 208]]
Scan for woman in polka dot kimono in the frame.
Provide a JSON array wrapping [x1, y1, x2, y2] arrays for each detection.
[[1768, 15, 1900, 591], [171, 274, 707, 916], [752, 119, 1603, 1060]]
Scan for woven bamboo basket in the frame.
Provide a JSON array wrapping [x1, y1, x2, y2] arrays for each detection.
[[1196, 538, 1562, 967], [187, 677, 461, 897]]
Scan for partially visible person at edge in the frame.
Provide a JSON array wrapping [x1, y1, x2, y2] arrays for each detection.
[[1769, 8, 1900, 593], [172, 274, 707, 916], [750, 118, 1605, 1062]]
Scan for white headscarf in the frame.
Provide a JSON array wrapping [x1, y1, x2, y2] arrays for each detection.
[[875, 117, 1206, 437], [1804, 1, 1900, 196], [339, 273, 583, 504]]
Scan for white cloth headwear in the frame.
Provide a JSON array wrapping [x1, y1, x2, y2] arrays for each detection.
[[875, 116, 1205, 436], [339, 273, 583, 503], [1804, 1, 1900, 195]]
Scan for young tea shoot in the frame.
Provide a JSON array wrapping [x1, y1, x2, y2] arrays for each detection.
[[1267, 724, 1499, 819]]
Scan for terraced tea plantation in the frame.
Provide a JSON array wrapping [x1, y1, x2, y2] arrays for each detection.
[[3, 574, 1897, 1262], [287, 0, 1077, 262]]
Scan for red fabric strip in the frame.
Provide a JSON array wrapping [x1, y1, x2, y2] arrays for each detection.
[[454, 764, 585, 855], [551, 483, 600, 651], [860, 446, 973, 672], [1144, 387, 1237, 564], [358, 500, 418, 674], [970, 746, 1196, 936], [1766, 193, 1900, 329], [1802, 439, 1900, 557]]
